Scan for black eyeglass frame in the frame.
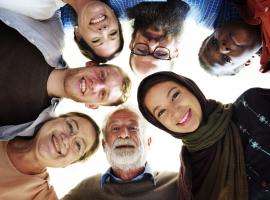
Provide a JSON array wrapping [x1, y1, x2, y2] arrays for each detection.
[[131, 43, 172, 60]]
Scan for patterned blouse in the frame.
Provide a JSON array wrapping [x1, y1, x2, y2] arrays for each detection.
[[233, 88, 270, 199]]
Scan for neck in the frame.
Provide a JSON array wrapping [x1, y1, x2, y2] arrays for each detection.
[[47, 69, 67, 98], [112, 166, 145, 181], [65, 0, 91, 14], [7, 140, 45, 175]]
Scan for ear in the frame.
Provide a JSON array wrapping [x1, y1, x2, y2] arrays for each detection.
[[85, 103, 99, 109], [74, 26, 82, 40]]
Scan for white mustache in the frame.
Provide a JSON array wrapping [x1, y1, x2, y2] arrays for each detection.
[[112, 138, 136, 149]]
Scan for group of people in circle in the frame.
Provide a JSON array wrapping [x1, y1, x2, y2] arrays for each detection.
[[0, 0, 269, 200]]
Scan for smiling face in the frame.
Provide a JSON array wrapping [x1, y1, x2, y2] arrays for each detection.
[[34, 116, 96, 168], [64, 65, 124, 107], [77, 1, 120, 57], [144, 81, 202, 133], [103, 109, 149, 170], [199, 22, 261, 75], [129, 28, 179, 75]]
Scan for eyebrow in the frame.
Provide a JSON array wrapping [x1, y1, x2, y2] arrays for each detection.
[[153, 106, 161, 117], [95, 42, 104, 47], [71, 118, 79, 131], [167, 87, 177, 98]]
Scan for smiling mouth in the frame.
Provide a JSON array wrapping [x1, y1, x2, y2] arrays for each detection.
[[177, 109, 192, 126], [115, 145, 135, 149], [90, 15, 106, 24], [80, 77, 87, 95]]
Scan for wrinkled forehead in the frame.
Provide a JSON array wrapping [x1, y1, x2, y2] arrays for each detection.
[[108, 109, 140, 125]]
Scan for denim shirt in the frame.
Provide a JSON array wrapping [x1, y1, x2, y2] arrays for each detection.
[[0, 8, 66, 68], [184, 0, 242, 29], [100, 163, 155, 188], [60, 0, 167, 28]]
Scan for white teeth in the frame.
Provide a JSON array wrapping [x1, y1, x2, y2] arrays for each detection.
[[80, 78, 86, 94], [91, 15, 106, 24], [179, 110, 190, 124]]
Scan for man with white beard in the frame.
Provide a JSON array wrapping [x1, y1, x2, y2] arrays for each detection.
[[63, 107, 179, 200]]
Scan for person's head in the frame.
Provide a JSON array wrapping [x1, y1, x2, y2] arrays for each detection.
[[63, 62, 131, 108], [128, 0, 189, 75], [74, 0, 124, 62], [33, 112, 100, 168], [137, 71, 213, 138], [102, 107, 151, 171], [199, 21, 261, 76]]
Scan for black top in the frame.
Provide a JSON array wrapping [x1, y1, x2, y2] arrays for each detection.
[[0, 21, 53, 126], [233, 88, 270, 199]]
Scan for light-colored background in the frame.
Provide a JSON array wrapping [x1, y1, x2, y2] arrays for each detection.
[[48, 19, 270, 198]]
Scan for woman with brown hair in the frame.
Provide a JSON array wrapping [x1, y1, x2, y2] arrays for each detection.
[[0, 112, 100, 200]]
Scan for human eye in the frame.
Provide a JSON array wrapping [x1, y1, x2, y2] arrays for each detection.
[[157, 109, 166, 118], [128, 126, 139, 132], [66, 121, 74, 133], [92, 38, 100, 43], [172, 91, 180, 101], [99, 71, 106, 81], [111, 126, 120, 132], [110, 30, 118, 36], [75, 141, 81, 151]]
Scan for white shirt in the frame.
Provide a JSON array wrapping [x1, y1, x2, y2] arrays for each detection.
[[0, 0, 65, 20]]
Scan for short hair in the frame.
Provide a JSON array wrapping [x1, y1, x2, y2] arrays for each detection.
[[59, 112, 100, 162], [102, 64, 131, 106], [74, 20, 124, 63]]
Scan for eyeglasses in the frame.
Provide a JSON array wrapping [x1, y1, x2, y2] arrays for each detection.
[[131, 43, 172, 60]]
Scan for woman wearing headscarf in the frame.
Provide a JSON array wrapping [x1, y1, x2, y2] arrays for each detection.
[[137, 71, 270, 200], [0, 112, 100, 200]]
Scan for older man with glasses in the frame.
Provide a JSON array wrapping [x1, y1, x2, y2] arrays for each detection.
[[127, 0, 189, 76]]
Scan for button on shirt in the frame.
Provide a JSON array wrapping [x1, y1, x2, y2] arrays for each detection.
[[100, 163, 156, 188]]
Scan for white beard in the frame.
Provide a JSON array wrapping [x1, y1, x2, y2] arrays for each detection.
[[104, 138, 147, 171]]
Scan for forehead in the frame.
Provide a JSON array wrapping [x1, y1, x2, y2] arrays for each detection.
[[144, 81, 189, 107], [108, 110, 139, 125]]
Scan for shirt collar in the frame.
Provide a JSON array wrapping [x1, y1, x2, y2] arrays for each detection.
[[100, 163, 155, 188]]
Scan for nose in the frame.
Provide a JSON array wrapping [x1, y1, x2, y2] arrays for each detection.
[[118, 127, 130, 139], [219, 41, 231, 54], [98, 24, 108, 31], [148, 40, 159, 52]]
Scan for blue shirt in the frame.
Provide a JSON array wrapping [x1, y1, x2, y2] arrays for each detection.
[[184, 0, 242, 29], [100, 163, 155, 188], [60, 0, 166, 28]]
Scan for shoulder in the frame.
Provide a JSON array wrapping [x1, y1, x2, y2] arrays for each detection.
[[62, 174, 102, 200], [154, 171, 178, 185], [234, 88, 270, 107]]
